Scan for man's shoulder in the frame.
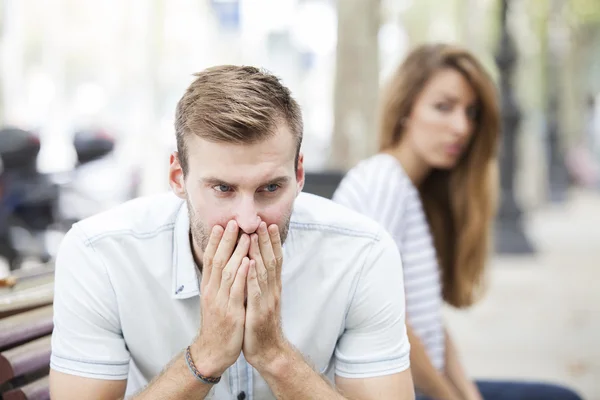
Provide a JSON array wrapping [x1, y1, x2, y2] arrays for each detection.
[[72, 191, 184, 244], [291, 192, 386, 241]]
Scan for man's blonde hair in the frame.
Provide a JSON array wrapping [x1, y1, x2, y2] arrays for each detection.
[[175, 65, 303, 174]]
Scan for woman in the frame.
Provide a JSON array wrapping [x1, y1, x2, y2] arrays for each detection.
[[332, 44, 582, 400]]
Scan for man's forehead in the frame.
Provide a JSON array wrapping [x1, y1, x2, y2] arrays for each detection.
[[188, 123, 295, 149], [186, 129, 296, 178]]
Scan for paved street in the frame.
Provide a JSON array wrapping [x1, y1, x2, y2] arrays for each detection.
[[444, 189, 600, 400]]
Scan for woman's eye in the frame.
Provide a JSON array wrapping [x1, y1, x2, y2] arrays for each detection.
[[435, 103, 452, 112], [466, 106, 479, 121]]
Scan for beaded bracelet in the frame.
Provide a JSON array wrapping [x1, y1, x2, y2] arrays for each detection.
[[184, 345, 221, 385]]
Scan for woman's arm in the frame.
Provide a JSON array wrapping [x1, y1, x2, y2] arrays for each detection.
[[407, 324, 462, 400], [444, 329, 482, 400]]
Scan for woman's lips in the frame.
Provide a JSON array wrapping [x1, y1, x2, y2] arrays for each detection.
[[445, 143, 463, 156]]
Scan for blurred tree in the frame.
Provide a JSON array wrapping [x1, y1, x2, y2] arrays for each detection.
[[545, 0, 569, 203], [400, 0, 459, 45], [568, 0, 600, 25], [399, 0, 500, 82], [330, 0, 380, 170], [528, 0, 600, 146], [399, 0, 434, 44], [563, 0, 600, 148], [0, 0, 4, 125], [495, 0, 535, 254], [520, 0, 600, 203]]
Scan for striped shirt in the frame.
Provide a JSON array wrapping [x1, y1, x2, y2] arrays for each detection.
[[332, 153, 446, 371]]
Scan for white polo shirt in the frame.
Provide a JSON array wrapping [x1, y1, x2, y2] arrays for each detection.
[[50, 191, 410, 399]]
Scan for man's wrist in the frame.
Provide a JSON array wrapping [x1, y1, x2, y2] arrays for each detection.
[[189, 341, 227, 378], [251, 340, 296, 378]]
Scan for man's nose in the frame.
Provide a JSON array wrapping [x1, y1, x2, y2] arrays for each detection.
[[235, 197, 261, 234]]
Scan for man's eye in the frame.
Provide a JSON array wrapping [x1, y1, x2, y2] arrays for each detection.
[[264, 184, 280, 193], [214, 184, 231, 193]]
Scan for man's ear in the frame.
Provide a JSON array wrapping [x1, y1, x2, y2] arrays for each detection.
[[296, 152, 305, 195], [168, 152, 186, 199]]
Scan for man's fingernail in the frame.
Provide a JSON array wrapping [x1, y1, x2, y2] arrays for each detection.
[[259, 222, 267, 232], [227, 220, 236, 231]]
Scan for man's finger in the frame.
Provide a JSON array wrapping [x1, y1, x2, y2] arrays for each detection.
[[229, 256, 250, 309], [257, 222, 277, 289], [201, 225, 224, 292], [209, 220, 239, 289], [249, 234, 268, 292], [217, 234, 250, 301], [246, 260, 261, 307], [268, 224, 283, 284]]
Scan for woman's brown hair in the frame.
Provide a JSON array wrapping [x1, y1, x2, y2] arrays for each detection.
[[379, 43, 500, 308]]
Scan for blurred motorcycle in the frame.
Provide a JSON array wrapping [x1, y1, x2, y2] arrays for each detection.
[[0, 127, 141, 271], [54, 129, 141, 230], [0, 127, 58, 270]]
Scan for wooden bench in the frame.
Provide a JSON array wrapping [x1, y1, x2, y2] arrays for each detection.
[[0, 266, 54, 400]]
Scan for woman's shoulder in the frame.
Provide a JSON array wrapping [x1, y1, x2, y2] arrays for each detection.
[[344, 153, 412, 190], [333, 153, 416, 214]]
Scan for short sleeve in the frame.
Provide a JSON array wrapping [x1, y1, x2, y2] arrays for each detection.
[[333, 155, 411, 252], [50, 224, 130, 380], [334, 230, 411, 378]]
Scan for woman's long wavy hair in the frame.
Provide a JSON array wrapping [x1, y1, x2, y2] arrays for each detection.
[[379, 44, 501, 308]]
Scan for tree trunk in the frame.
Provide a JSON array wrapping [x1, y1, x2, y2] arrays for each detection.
[[0, 0, 4, 125], [330, 0, 380, 170]]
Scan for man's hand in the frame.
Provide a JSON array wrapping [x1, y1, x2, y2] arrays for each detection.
[[191, 220, 250, 378], [243, 221, 287, 369]]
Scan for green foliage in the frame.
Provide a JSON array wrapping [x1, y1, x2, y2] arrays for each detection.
[[525, 0, 600, 30], [568, 0, 600, 26]]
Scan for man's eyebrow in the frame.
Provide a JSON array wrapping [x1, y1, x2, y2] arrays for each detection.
[[200, 176, 291, 187], [200, 177, 231, 186], [264, 176, 291, 185]]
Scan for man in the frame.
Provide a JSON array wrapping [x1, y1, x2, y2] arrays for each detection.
[[49, 66, 415, 399]]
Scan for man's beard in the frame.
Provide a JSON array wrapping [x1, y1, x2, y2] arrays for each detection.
[[187, 200, 292, 259]]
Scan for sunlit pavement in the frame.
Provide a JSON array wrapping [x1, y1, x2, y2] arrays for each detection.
[[444, 189, 600, 400]]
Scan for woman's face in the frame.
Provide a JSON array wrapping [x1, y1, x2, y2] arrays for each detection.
[[401, 68, 479, 169]]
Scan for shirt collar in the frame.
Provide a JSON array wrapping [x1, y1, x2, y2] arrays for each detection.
[[171, 203, 200, 299]]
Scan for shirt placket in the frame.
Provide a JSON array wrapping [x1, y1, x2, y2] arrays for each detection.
[[232, 354, 250, 399]]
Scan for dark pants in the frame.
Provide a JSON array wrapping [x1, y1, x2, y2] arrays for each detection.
[[416, 380, 584, 400]]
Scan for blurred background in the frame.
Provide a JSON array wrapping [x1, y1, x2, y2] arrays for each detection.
[[0, 0, 598, 398]]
